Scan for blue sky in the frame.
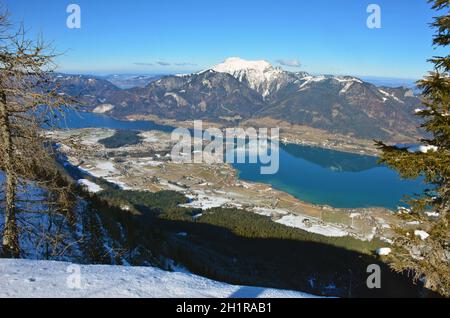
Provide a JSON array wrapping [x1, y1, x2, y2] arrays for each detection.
[[4, 0, 444, 79]]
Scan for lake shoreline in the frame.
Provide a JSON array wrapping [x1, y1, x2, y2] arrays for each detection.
[[117, 113, 421, 157], [48, 127, 412, 244], [54, 109, 424, 208], [73, 107, 423, 157]]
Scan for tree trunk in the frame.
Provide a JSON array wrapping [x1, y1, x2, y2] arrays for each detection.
[[0, 90, 19, 257]]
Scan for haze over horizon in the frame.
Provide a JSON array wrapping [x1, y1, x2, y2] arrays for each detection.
[[4, 0, 444, 80]]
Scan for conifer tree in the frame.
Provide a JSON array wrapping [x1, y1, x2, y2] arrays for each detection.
[[376, 0, 450, 296]]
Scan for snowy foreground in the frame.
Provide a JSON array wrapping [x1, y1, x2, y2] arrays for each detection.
[[0, 259, 318, 298]]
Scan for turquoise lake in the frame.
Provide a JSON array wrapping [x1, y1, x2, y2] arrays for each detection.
[[233, 144, 424, 209], [56, 109, 425, 210]]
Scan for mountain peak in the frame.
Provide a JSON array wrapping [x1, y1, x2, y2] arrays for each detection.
[[212, 57, 274, 73], [211, 57, 287, 98]]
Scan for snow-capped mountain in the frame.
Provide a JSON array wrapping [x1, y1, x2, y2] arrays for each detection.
[[50, 58, 423, 140], [209, 58, 375, 102], [212, 57, 302, 98]]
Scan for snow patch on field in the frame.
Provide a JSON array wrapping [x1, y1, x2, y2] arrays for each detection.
[[139, 131, 161, 143], [76, 160, 133, 190], [0, 259, 318, 298], [159, 179, 186, 192], [414, 230, 430, 240], [128, 157, 163, 167], [275, 215, 348, 237], [81, 130, 116, 145], [180, 191, 231, 210], [79, 161, 117, 178], [105, 177, 134, 190], [376, 248, 392, 256], [77, 179, 103, 193], [252, 207, 289, 217]]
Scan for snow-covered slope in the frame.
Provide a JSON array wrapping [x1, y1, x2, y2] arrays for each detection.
[[210, 57, 366, 100], [212, 57, 293, 98], [0, 259, 318, 298], [213, 57, 274, 75]]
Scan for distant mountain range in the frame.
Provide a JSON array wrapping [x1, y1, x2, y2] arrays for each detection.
[[50, 57, 423, 141], [102, 74, 162, 89], [359, 76, 419, 91]]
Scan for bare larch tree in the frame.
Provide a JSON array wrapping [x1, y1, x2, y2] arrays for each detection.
[[0, 9, 76, 257]]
